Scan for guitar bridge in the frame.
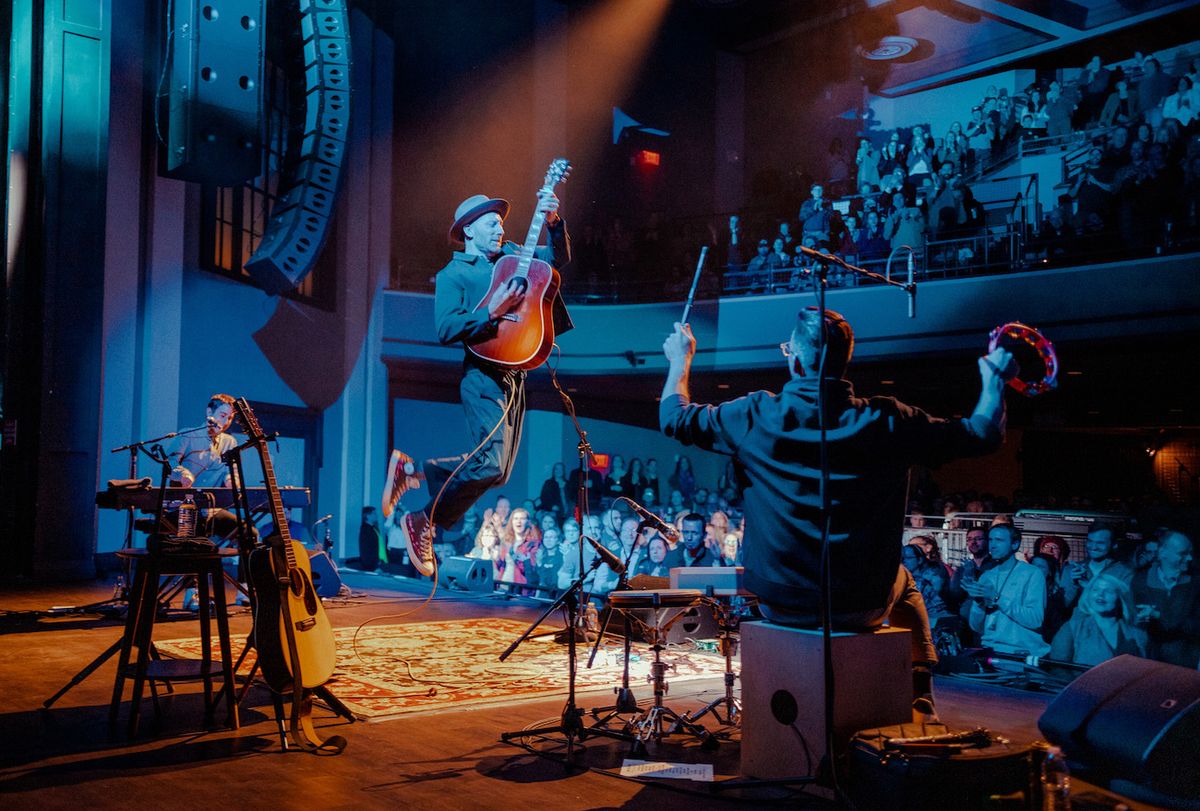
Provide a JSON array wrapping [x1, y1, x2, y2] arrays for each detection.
[[295, 618, 316, 631], [502, 313, 520, 323]]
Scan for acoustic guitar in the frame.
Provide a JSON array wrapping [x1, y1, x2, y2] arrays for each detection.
[[233, 398, 336, 693], [467, 157, 571, 370]]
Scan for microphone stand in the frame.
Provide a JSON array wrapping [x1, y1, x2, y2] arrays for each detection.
[[498, 553, 633, 763], [796, 245, 913, 800]]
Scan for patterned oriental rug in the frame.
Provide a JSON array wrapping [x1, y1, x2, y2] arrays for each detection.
[[154, 617, 730, 721]]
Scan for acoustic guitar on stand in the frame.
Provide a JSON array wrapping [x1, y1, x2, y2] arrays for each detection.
[[232, 398, 336, 694], [467, 157, 571, 370]]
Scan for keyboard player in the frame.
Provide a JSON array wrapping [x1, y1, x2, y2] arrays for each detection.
[[162, 393, 246, 542]]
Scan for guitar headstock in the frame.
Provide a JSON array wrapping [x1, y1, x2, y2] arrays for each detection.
[[231, 397, 265, 443], [543, 158, 572, 191]]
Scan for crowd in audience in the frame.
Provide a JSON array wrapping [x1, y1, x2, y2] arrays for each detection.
[[904, 516, 1198, 674], [352, 452, 1199, 674], [562, 47, 1200, 301]]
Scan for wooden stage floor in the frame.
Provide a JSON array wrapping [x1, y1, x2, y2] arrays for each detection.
[[0, 569, 1057, 809]]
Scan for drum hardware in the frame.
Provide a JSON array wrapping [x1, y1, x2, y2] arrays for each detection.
[[606, 589, 719, 755]]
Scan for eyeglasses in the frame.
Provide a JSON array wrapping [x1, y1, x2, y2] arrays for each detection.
[[779, 342, 792, 358]]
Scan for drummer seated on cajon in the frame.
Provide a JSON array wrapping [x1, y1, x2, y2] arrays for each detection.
[[658, 308, 1015, 718]]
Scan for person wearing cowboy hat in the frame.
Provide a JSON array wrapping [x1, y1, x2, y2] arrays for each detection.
[[391, 188, 572, 577]]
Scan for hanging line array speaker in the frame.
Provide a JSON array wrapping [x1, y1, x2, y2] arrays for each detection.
[[160, 0, 267, 185], [244, 0, 350, 295]]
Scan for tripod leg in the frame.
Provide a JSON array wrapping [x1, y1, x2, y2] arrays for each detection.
[[43, 637, 123, 709], [312, 684, 356, 723]]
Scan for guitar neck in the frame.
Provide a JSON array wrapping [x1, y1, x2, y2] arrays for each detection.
[[515, 187, 554, 276]]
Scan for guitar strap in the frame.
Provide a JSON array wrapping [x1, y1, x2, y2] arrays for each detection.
[[275, 546, 346, 755]]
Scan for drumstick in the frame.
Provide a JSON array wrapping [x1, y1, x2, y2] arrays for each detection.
[[680, 246, 708, 325]]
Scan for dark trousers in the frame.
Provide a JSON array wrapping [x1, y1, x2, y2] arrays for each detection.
[[423, 365, 526, 528], [760, 566, 938, 665]]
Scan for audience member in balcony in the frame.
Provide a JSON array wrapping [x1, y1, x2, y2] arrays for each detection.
[[1050, 573, 1148, 667], [936, 185, 986, 239], [880, 167, 909, 199], [1079, 56, 1113, 124], [994, 95, 1018, 147], [858, 209, 890, 259], [1137, 57, 1175, 117], [1070, 146, 1115, 225], [839, 213, 863, 260], [770, 237, 792, 271], [1103, 125, 1131, 168], [1043, 85, 1073, 139], [777, 221, 796, 250], [887, 193, 927, 251], [1061, 524, 1133, 610], [964, 523, 1050, 657], [1026, 87, 1049, 127], [1132, 530, 1199, 668], [878, 140, 904, 178], [722, 214, 745, 269], [800, 183, 835, 247], [1099, 78, 1140, 128], [964, 106, 991, 166], [937, 132, 966, 170], [1161, 76, 1196, 128], [856, 138, 881, 190], [746, 237, 772, 282], [906, 137, 934, 185]]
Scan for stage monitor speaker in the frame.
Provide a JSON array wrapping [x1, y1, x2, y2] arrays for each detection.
[[243, 0, 350, 295], [438, 556, 494, 593], [160, 0, 265, 184], [1038, 654, 1200, 799], [307, 549, 344, 598]]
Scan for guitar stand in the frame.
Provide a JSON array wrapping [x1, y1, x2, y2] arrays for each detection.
[[223, 443, 354, 753]]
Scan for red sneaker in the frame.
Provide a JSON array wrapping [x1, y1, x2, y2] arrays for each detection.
[[382, 450, 422, 518], [403, 511, 436, 577]]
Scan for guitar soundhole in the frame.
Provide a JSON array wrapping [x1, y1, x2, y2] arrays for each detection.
[[511, 277, 529, 294]]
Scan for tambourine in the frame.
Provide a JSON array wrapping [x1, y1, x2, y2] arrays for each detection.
[[987, 322, 1058, 397]]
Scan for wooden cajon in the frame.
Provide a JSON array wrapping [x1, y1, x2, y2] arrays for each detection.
[[740, 622, 913, 783]]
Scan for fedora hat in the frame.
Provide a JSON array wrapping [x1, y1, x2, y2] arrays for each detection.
[[449, 194, 510, 243]]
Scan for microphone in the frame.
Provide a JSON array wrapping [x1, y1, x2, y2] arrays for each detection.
[[906, 249, 917, 319], [584, 535, 626, 575], [313, 514, 334, 527], [627, 500, 680, 542], [206, 416, 218, 427]]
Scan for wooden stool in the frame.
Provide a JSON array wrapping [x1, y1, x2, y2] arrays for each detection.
[[109, 548, 240, 737], [740, 621, 912, 786]]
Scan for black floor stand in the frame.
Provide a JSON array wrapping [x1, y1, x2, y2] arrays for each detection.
[[498, 555, 632, 765]]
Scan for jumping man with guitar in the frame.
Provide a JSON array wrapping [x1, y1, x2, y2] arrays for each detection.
[[392, 161, 573, 576]]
